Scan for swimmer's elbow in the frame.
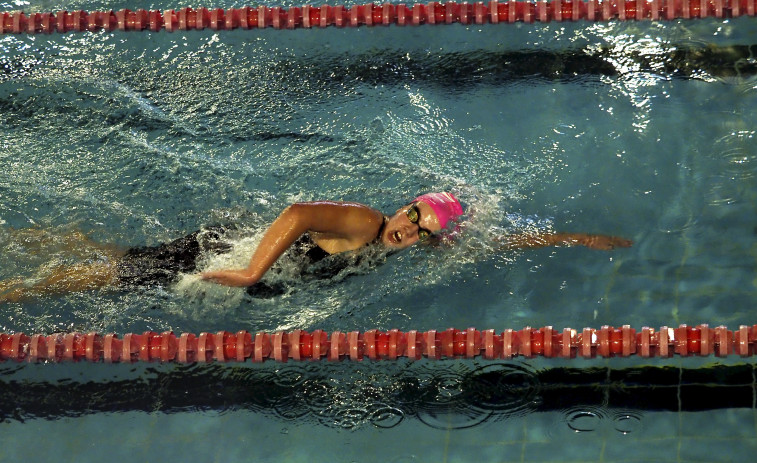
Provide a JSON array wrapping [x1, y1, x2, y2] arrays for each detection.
[[283, 203, 307, 217], [277, 203, 312, 232]]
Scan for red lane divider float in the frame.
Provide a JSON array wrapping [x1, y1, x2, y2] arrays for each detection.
[[1, 1, 755, 34], [0, 324, 754, 363]]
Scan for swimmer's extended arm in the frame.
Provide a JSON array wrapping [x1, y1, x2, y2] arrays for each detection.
[[495, 232, 633, 251], [200, 201, 384, 287]]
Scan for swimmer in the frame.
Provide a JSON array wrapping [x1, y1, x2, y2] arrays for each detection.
[[0, 192, 632, 303]]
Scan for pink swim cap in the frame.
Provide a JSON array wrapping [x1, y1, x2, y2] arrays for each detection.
[[413, 192, 464, 230]]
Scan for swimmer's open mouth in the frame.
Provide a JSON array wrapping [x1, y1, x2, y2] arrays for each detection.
[[393, 231, 402, 243]]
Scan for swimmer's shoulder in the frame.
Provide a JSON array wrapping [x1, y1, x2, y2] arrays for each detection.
[[290, 201, 384, 253]]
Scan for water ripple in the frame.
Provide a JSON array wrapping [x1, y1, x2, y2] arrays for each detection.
[[565, 406, 607, 433], [558, 406, 645, 435]]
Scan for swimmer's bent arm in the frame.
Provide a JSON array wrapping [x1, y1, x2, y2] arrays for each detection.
[[495, 232, 633, 251], [200, 202, 383, 287]]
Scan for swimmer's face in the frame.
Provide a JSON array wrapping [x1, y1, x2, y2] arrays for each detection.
[[380, 201, 442, 249]]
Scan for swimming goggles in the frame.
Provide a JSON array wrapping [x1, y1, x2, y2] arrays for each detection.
[[406, 204, 432, 242]]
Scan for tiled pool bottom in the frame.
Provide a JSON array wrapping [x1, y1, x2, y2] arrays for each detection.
[[2, 407, 755, 462], [2, 359, 756, 462]]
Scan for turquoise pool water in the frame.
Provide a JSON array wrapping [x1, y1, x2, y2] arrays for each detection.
[[1, 1, 757, 461]]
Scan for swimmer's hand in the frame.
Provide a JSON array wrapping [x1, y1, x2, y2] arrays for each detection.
[[199, 269, 258, 287], [572, 234, 633, 250]]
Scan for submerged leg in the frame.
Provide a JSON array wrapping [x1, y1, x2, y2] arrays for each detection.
[[58, 231, 123, 256], [4, 227, 123, 258], [0, 262, 119, 303], [0, 277, 25, 297]]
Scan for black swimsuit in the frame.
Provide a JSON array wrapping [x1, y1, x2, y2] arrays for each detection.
[[116, 220, 386, 297], [116, 226, 234, 289]]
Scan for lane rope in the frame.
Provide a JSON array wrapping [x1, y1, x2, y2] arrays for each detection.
[[1, 324, 754, 363], [1, 1, 756, 34]]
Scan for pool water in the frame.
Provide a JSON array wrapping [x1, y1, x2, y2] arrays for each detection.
[[1, 1, 757, 461]]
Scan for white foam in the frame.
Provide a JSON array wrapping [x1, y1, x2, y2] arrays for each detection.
[[170, 233, 264, 307]]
